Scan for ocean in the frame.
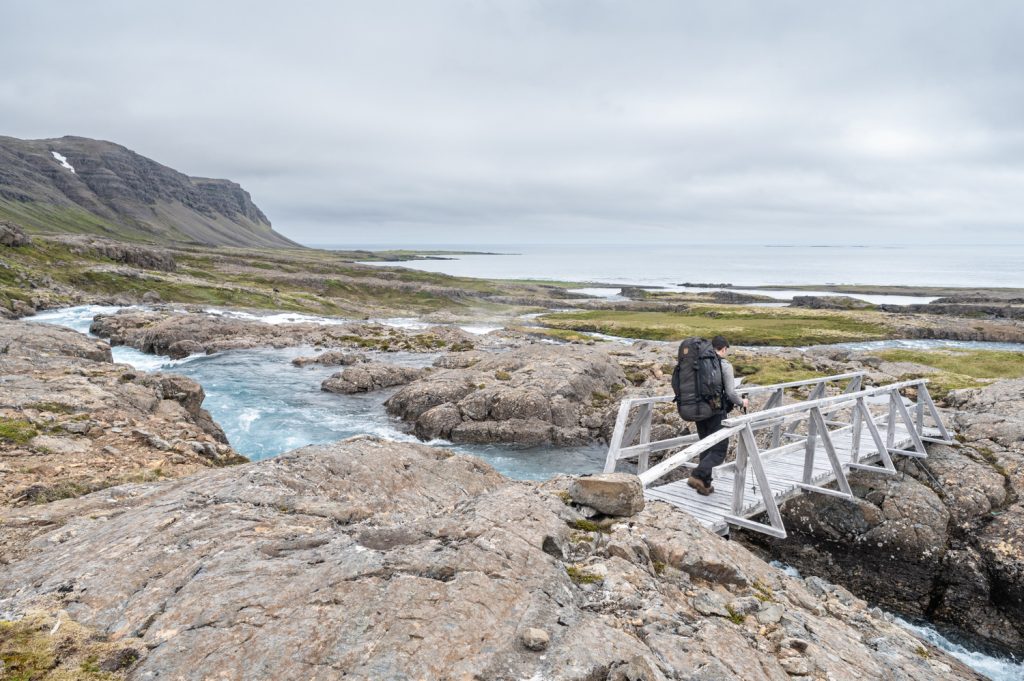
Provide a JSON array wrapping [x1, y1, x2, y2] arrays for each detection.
[[318, 243, 1024, 290]]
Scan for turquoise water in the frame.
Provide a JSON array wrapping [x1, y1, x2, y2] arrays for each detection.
[[30, 306, 605, 480]]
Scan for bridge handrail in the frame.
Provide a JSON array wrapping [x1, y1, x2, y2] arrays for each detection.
[[637, 425, 743, 487], [722, 378, 928, 426], [603, 371, 867, 410], [738, 371, 866, 395], [604, 371, 866, 475], [634, 378, 928, 488]]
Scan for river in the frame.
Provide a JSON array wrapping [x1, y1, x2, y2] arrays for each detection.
[[30, 305, 1024, 679]]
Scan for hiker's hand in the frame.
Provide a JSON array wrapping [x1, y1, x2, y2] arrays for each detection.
[[742, 398, 749, 410]]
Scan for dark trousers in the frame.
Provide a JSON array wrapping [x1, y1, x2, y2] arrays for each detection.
[[693, 411, 728, 484]]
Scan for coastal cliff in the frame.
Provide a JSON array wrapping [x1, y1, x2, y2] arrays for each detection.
[[0, 136, 297, 248]]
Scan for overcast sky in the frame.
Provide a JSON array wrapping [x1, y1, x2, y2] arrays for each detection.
[[2, 1, 1022, 246]]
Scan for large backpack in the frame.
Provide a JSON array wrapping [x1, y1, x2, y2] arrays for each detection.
[[671, 337, 724, 421]]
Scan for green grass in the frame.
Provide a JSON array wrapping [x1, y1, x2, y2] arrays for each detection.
[[566, 565, 604, 585], [725, 605, 746, 625], [0, 614, 125, 680], [24, 402, 77, 414], [0, 200, 146, 241], [572, 518, 611, 534], [507, 326, 597, 343], [0, 418, 38, 444], [538, 306, 893, 346], [730, 354, 826, 386], [875, 349, 1024, 398]]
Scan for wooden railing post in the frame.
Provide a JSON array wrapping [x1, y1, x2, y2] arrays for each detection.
[[637, 403, 653, 474], [802, 409, 818, 484]]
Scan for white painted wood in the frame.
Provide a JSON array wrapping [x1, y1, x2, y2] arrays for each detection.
[[637, 402, 652, 474]]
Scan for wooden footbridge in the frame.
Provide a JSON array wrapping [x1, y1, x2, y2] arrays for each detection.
[[604, 372, 954, 538]]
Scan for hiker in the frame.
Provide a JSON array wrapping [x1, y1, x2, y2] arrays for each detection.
[[671, 335, 748, 496]]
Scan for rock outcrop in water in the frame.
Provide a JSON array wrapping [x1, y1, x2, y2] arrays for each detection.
[[0, 436, 984, 680], [321, 361, 428, 394], [385, 344, 627, 446], [0, 319, 243, 513], [90, 308, 479, 356], [749, 379, 1024, 654]]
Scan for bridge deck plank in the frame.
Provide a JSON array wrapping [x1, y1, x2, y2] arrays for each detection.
[[644, 425, 926, 535]]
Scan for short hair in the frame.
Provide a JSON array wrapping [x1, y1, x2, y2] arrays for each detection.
[[711, 335, 730, 350]]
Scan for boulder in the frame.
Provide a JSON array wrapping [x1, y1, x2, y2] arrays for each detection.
[[947, 379, 1024, 448], [167, 339, 205, 359], [386, 344, 627, 446], [0, 219, 31, 247], [321, 363, 427, 394], [141, 290, 162, 303], [568, 473, 645, 516]]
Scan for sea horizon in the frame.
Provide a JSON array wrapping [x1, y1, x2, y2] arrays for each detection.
[[307, 242, 1024, 290]]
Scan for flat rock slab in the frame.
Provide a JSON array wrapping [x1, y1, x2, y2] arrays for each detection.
[[321, 362, 427, 394], [0, 436, 987, 680]]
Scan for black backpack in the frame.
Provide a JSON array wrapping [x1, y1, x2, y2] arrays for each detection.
[[671, 337, 724, 421]]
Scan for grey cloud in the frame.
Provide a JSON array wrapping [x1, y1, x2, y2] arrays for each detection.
[[2, 0, 1023, 245]]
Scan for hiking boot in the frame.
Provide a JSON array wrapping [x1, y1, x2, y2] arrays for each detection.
[[687, 476, 713, 496]]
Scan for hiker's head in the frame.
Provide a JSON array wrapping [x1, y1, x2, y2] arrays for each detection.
[[712, 335, 730, 356]]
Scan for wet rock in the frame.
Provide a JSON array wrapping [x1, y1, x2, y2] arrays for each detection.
[[568, 473, 645, 517], [321, 362, 427, 394], [413, 403, 463, 441], [291, 350, 367, 367], [166, 339, 205, 359]]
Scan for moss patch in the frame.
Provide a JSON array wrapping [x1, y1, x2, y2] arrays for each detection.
[[566, 565, 604, 585], [507, 326, 597, 344], [725, 605, 746, 625], [24, 402, 77, 415], [0, 419, 38, 445], [730, 354, 826, 386], [0, 611, 133, 680], [538, 306, 893, 346], [571, 518, 611, 534]]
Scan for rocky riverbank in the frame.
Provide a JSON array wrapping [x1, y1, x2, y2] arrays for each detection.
[[0, 319, 243, 516], [2, 306, 1024, 676], [740, 377, 1024, 656], [0, 435, 987, 680]]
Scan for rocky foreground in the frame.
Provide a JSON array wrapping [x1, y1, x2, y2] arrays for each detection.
[[3, 308, 1024, 675], [0, 436, 985, 680]]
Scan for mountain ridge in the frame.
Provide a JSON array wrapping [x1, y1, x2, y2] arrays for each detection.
[[0, 135, 299, 248]]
